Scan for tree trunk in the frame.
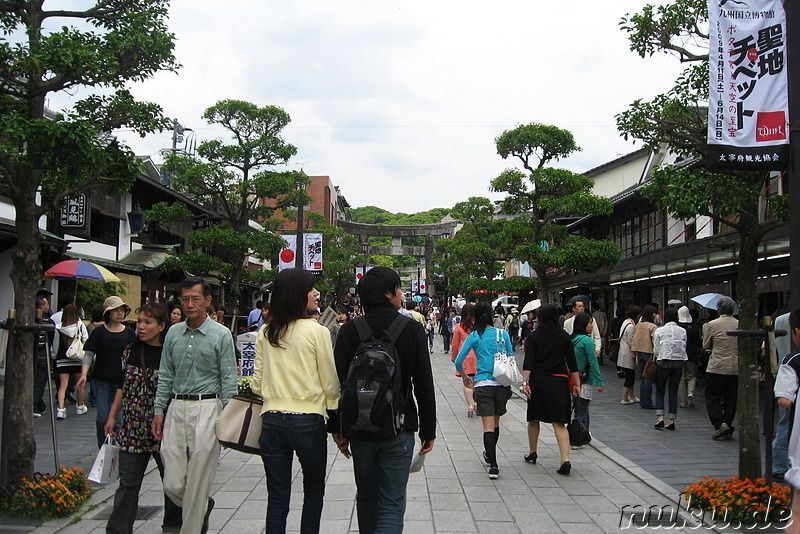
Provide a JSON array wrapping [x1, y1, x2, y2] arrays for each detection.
[[226, 260, 242, 326], [4, 183, 42, 486], [735, 226, 763, 480]]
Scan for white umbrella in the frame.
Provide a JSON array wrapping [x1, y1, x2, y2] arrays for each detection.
[[520, 299, 542, 314], [690, 293, 739, 314]]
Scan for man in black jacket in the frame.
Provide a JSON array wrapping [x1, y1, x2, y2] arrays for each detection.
[[333, 266, 436, 533]]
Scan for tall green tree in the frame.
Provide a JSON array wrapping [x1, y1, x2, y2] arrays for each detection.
[[150, 100, 309, 315], [490, 124, 619, 304], [0, 0, 177, 485], [434, 197, 534, 296], [617, 0, 788, 480]]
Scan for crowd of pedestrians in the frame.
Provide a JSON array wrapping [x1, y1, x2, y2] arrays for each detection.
[[33, 280, 800, 533]]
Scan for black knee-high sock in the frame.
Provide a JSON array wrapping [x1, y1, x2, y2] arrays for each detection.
[[494, 426, 500, 441], [483, 431, 497, 467]]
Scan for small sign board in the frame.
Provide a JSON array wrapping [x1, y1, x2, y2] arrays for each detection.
[[60, 194, 88, 228]]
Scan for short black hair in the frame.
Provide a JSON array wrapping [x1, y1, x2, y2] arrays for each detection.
[[35, 296, 48, 309], [664, 307, 679, 324], [91, 304, 105, 323], [255, 300, 263, 309], [180, 276, 211, 296], [358, 266, 400, 311], [789, 307, 800, 332]]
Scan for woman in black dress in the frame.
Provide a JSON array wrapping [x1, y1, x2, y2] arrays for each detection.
[[521, 304, 580, 475]]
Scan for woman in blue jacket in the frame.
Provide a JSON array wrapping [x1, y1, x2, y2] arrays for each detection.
[[571, 313, 604, 435], [455, 301, 513, 480]]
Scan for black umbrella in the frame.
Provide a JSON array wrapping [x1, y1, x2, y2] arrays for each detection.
[[566, 294, 590, 307]]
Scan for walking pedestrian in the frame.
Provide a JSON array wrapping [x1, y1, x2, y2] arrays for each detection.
[[455, 302, 513, 479], [677, 307, 702, 408], [652, 307, 687, 430], [570, 312, 603, 435], [703, 297, 739, 440], [441, 308, 455, 353], [250, 268, 341, 534], [521, 304, 580, 475], [332, 266, 436, 532], [151, 277, 238, 534], [451, 303, 477, 418], [52, 303, 89, 420], [618, 306, 641, 405], [104, 303, 183, 534], [631, 305, 658, 409], [78, 296, 136, 448]]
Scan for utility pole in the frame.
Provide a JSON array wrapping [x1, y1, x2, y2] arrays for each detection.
[[789, 0, 800, 315]]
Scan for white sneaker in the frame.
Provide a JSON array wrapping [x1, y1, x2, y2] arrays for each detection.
[[75, 404, 88, 415], [56, 408, 66, 419]]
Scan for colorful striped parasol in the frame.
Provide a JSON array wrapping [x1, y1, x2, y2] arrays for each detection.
[[44, 259, 121, 282]]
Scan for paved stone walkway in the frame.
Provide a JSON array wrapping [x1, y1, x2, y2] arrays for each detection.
[[4, 349, 730, 534]]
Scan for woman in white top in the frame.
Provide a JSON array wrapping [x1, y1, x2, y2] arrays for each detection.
[[52, 303, 89, 419], [618, 305, 641, 405], [652, 307, 688, 430]]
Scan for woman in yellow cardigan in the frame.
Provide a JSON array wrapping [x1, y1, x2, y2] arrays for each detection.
[[250, 268, 341, 534]]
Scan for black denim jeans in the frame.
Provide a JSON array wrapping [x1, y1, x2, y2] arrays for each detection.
[[259, 412, 328, 534], [106, 450, 182, 534]]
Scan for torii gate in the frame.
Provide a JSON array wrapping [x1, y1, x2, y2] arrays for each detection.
[[335, 220, 459, 293]]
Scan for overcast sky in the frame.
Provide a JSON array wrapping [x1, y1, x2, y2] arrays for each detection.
[[53, 0, 688, 213]]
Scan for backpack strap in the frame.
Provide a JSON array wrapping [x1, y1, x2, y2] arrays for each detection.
[[353, 316, 371, 342], [385, 314, 410, 343], [353, 314, 410, 343]]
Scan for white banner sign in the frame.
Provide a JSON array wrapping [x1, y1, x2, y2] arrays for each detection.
[[303, 233, 323, 271], [278, 235, 296, 272], [707, 0, 789, 170]]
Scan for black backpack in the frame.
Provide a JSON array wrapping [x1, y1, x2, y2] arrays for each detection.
[[340, 315, 410, 441]]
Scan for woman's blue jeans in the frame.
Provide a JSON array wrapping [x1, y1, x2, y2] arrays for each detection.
[[636, 352, 655, 408], [655, 366, 683, 420], [259, 412, 328, 534], [94, 379, 121, 448]]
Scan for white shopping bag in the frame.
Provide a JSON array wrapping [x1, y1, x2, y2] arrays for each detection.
[[88, 435, 119, 484]]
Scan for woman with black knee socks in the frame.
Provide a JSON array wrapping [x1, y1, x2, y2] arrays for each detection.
[[454, 301, 513, 479]]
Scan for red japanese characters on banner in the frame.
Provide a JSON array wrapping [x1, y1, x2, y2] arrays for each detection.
[[707, 0, 789, 170]]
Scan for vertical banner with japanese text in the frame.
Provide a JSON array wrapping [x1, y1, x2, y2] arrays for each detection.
[[278, 235, 296, 272], [707, 0, 789, 170], [303, 233, 323, 272]]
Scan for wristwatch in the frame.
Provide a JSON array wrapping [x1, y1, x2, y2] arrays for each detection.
[[521, 381, 529, 386]]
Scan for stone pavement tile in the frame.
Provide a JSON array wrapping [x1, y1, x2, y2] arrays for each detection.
[[206, 506, 235, 532], [218, 474, 260, 492], [216, 519, 265, 534], [462, 484, 503, 502], [229, 499, 265, 520], [544, 502, 593, 523], [423, 464, 458, 479], [475, 519, 522, 533], [427, 477, 465, 493], [501, 493, 543, 513], [429, 492, 470, 511], [531, 487, 571, 504], [208, 490, 248, 509], [513, 512, 563, 534], [403, 520, 435, 534], [432, 510, 478, 533], [319, 499, 355, 521], [469, 501, 513, 522], [404, 500, 433, 521], [571, 494, 619, 514]]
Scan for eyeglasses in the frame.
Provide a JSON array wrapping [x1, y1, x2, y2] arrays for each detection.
[[179, 296, 205, 304]]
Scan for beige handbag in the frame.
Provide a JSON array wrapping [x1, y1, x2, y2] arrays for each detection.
[[215, 395, 263, 455]]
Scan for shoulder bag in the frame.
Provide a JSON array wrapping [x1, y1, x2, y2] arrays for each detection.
[[642, 355, 659, 381], [65, 333, 85, 361], [492, 328, 522, 386], [215, 395, 264, 455]]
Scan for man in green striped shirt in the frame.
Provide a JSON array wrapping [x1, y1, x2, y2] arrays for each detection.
[[152, 277, 237, 534]]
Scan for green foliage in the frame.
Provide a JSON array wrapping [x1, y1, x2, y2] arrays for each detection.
[[489, 125, 619, 300], [619, 0, 708, 62], [369, 255, 395, 268], [76, 280, 127, 313], [495, 123, 580, 170], [0, 0, 179, 486], [159, 100, 308, 309], [350, 206, 450, 226], [434, 197, 509, 295]]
